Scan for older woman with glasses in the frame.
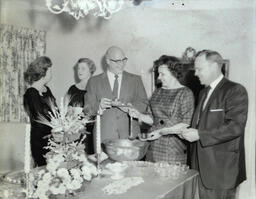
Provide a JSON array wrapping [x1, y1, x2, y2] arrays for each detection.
[[129, 55, 194, 164]]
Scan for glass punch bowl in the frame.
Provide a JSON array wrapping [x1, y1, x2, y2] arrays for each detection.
[[103, 139, 149, 162]]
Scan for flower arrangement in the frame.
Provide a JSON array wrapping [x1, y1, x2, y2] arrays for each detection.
[[31, 139, 98, 199], [30, 96, 98, 199], [37, 96, 92, 143]]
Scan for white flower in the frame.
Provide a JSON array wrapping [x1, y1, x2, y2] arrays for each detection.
[[34, 190, 49, 199], [57, 168, 69, 178], [49, 183, 66, 195], [52, 154, 65, 163], [67, 180, 82, 190], [42, 173, 52, 182], [33, 184, 49, 199], [83, 162, 98, 176], [46, 162, 58, 174], [70, 168, 81, 179], [38, 169, 46, 177], [83, 172, 92, 181], [57, 184, 66, 194], [49, 186, 60, 195], [81, 166, 93, 181]]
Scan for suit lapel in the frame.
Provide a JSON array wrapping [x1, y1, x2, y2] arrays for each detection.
[[101, 72, 115, 99], [192, 78, 227, 128], [203, 77, 227, 112], [192, 88, 208, 128]]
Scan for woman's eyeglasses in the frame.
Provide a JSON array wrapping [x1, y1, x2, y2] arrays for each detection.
[[109, 57, 128, 64]]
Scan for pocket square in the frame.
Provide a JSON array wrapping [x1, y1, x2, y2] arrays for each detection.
[[210, 109, 224, 112]]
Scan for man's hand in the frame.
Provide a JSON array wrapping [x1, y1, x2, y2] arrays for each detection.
[[99, 98, 112, 110], [128, 107, 141, 119], [159, 123, 189, 136], [116, 102, 133, 113], [179, 128, 200, 142]]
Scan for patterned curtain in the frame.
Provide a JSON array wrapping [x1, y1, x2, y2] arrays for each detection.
[[0, 24, 46, 122]]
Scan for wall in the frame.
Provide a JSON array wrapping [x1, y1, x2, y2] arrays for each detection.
[[0, 0, 255, 198], [1, 0, 254, 99], [0, 123, 26, 172]]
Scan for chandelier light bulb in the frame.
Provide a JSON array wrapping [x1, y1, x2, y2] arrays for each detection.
[[45, 0, 125, 20]]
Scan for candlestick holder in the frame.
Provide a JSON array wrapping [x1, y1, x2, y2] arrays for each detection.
[[128, 115, 135, 140], [25, 172, 33, 199], [96, 114, 102, 177], [96, 153, 102, 177]]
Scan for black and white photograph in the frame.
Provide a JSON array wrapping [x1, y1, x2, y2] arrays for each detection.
[[0, 0, 255, 199]]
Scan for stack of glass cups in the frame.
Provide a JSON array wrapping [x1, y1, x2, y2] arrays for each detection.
[[154, 161, 189, 179]]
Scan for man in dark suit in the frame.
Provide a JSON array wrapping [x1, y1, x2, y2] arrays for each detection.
[[84, 46, 148, 142], [180, 50, 248, 199]]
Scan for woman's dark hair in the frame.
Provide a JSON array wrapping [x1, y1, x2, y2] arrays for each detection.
[[153, 55, 183, 79], [73, 58, 96, 83], [24, 56, 52, 85]]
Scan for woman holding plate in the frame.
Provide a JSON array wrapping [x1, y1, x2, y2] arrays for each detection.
[[129, 55, 194, 164]]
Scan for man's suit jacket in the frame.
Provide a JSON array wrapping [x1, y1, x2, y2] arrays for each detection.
[[190, 77, 248, 189], [84, 71, 148, 142]]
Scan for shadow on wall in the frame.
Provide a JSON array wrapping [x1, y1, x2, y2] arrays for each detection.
[[26, 0, 107, 33]]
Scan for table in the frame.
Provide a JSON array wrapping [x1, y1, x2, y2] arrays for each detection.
[[0, 168, 199, 199], [73, 169, 199, 199]]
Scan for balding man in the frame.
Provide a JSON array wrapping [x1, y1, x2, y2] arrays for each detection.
[[181, 50, 248, 199], [84, 46, 148, 143]]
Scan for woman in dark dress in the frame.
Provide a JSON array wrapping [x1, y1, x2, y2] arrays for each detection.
[[129, 56, 194, 164], [23, 56, 56, 166], [67, 58, 96, 154]]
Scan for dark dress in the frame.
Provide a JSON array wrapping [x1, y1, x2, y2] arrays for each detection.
[[67, 85, 86, 107], [146, 87, 194, 164], [67, 84, 94, 154], [23, 86, 56, 166]]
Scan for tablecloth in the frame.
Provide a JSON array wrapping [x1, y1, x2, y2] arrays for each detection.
[[72, 169, 199, 199]]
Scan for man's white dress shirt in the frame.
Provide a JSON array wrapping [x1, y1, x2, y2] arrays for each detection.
[[203, 74, 224, 109]]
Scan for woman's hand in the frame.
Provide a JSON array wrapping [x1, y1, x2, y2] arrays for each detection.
[[128, 108, 141, 119]]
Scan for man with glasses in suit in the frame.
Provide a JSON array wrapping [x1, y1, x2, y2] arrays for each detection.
[[84, 46, 148, 144]]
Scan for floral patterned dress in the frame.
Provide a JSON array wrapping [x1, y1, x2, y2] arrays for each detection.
[[146, 87, 194, 164]]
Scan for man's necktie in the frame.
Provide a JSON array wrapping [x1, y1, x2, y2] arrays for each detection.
[[196, 86, 211, 127], [112, 74, 119, 99]]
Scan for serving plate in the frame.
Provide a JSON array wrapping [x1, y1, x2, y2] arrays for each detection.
[[140, 123, 189, 141]]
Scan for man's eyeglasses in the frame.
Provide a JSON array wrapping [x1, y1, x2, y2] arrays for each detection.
[[109, 57, 128, 64]]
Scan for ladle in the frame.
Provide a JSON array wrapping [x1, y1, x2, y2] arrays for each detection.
[[128, 115, 135, 140]]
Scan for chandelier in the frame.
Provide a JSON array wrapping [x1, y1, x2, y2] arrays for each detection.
[[46, 0, 125, 20]]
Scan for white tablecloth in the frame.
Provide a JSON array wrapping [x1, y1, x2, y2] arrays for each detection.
[[71, 169, 199, 199]]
